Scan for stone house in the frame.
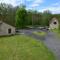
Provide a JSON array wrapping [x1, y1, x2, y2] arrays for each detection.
[[0, 21, 15, 36], [49, 17, 59, 29]]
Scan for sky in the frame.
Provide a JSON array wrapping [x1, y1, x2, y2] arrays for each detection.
[[0, 0, 60, 14]]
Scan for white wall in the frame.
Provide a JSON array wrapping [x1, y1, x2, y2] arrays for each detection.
[[0, 22, 15, 35]]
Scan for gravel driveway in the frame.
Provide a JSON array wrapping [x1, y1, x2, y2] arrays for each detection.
[[44, 31, 60, 60], [18, 29, 47, 40]]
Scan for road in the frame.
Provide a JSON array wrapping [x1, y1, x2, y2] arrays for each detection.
[[18, 29, 47, 40], [44, 31, 60, 60]]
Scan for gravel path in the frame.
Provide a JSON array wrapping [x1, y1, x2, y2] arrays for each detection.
[[19, 29, 46, 40], [44, 31, 60, 60]]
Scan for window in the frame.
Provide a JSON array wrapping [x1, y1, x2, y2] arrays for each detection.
[[54, 22, 57, 24], [8, 28, 11, 34]]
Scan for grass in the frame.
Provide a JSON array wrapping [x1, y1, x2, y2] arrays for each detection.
[[52, 29, 60, 36], [52, 29, 59, 33], [33, 31, 46, 36], [0, 35, 55, 60]]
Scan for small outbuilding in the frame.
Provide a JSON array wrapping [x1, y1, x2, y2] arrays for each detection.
[[49, 17, 59, 29], [0, 21, 15, 36]]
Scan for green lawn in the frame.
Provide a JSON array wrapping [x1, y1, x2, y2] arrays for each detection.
[[0, 35, 55, 60], [33, 31, 46, 36], [52, 29, 60, 36], [52, 29, 59, 33]]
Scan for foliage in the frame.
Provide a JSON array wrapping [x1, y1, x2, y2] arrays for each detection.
[[27, 10, 42, 26], [0, 3, 17, 26], [41, 10, 52, 26], [16, 5, 27, 28], [1, 3, 60, 29]]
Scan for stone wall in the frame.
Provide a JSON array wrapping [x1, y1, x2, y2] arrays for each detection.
[[49, 18, 59, 29]]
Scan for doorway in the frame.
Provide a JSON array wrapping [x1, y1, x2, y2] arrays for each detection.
[[8, 28, 11, 34]]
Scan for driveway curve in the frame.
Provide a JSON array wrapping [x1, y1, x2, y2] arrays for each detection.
[[19, 29, 60, 60], [44, 31, 60, 60]]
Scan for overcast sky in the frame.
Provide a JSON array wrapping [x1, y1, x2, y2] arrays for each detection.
[[0, 0, 60, 14]]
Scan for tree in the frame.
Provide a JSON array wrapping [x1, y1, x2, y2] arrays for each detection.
[[27, 10, 42, 26], [41, 10, 52, 26], [0, 3, 16, 26], [27, 10, 32, 25], [16, 5, 27, 28]]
